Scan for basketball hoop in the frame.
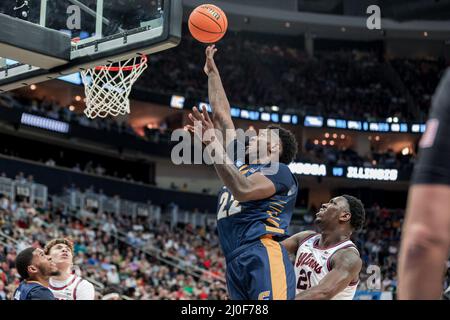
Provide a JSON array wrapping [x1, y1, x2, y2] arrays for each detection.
[[80, 55, 148, 119]]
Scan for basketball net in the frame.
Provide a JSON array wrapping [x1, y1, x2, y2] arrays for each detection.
[[80, 55, 148, 119]]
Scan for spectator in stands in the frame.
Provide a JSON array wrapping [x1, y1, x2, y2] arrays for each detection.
[[45, 159, 56, 167], [0, 280, 7, 300]]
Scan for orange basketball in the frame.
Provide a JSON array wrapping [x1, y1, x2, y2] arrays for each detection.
[[188, 4, 228, 44]]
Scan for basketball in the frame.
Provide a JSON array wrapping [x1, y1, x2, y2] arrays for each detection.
[[188, 4, 228, 43]]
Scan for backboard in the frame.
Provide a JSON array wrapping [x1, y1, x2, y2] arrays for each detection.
[[0, 0, 182, 92]]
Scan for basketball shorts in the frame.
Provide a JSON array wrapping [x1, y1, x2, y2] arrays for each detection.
[[225, 236, 296, 300], [412, 68, 450, 186]]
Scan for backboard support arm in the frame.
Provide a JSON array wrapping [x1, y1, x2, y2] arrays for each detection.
[[39, 0, 47, 26]]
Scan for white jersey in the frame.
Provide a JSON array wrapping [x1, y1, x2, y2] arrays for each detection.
[[49, 274, 95, 300], [294, 233, 359, 300]]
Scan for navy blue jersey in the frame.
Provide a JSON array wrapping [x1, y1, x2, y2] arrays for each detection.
[[14, 281, 55, 300], [216, 160, 298, 258]]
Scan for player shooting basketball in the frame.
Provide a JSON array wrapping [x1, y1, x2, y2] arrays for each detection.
[[282, 195, 365, 300], [44, 238, 95, 300], [186, 45, 298, 300], [398, 68, 450, 300]]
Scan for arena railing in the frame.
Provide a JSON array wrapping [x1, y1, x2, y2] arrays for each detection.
[[0, 176, 48, 206], [0, 154, 218, 211]]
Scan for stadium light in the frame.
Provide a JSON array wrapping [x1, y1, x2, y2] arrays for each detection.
[[402, 147, 410, 156], [21, 113, 69, 134]]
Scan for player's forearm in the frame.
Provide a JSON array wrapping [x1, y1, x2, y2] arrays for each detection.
[[214, 164, 251, 200], [295, 286, 333, 300], [208, 73, 233, 128]]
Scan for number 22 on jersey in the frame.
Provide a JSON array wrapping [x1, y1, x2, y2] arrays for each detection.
[[217, 191, 242, 220]]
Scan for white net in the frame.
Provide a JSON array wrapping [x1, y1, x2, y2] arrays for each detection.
[[81, 55, 148, 119]]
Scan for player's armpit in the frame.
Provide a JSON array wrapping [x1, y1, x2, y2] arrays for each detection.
[[281, 231, 317, 255], [295, 248, 361, 300], [232, 172, 276, 202]]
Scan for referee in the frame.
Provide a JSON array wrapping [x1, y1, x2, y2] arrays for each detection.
[[398, 68, 450, 300]]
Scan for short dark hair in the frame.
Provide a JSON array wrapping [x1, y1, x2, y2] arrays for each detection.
[[15, 247, 37, 280], [267, 125, 298, 164], [342, 195, 365, 231]]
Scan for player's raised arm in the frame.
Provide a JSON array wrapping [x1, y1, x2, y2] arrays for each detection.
[[281, 231, 317, 255], [295, 248, 362, 300], [204, 45, 236, 139]]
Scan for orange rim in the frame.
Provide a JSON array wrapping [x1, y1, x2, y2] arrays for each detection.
[[94, 55, 148, 72]]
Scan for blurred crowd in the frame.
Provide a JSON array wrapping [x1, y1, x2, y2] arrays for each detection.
[[0, 186, 227, 300], [1, 27, 445, 123], [139, 31, 447, 122], [1, 170, 449, 300], [391, 58, 447, 119]]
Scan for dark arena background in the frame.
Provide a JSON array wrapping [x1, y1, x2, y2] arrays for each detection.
[[0, 0, 450, 303]]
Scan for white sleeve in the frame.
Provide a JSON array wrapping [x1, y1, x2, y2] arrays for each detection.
[[76, 279, 96, 300]]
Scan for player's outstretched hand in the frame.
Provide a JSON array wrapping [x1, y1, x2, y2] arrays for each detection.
[[204, 45, 219, 76], [186, 106, 217, 145]]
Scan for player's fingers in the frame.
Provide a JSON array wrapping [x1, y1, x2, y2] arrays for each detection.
[[192, 108, 208, 128], [193, 107, 208, 124], [192, 107, 204, 120], [206, 46, 213, 57], [188, 113, 199, 124], [202, 105, 212, 123], [184, 125, 195, 133]]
